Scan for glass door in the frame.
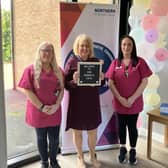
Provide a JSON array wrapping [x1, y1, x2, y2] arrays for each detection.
[[0, 1, 7, 168], [1, 0, 38, 167]]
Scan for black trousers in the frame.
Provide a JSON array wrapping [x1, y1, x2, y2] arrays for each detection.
[[35, 125, 60, 166], [117, 113, 139, 148]]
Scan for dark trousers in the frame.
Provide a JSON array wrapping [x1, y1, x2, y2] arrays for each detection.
[[117, 113, 139, 148], [35, 125, 60, 166]]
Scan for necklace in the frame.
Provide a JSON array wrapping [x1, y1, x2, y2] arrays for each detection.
[[124, 65, 129, 78]]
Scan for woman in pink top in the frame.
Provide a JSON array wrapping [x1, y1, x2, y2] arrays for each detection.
[[106, 35, 152, 165], [18, 42, 64, 168]]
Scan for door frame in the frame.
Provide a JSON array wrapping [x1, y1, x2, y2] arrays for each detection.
[[0, 1, 7, 168]]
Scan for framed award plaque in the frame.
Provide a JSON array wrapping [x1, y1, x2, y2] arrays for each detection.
[[77, 62, 102, 86]]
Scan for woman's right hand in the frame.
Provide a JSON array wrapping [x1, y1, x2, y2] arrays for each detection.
[[47, 104, 59, 115], [41, 105, 58, 115], [41, 105, 52, 113], [73, 71, 79, 84], [118, 96, 130, 108]]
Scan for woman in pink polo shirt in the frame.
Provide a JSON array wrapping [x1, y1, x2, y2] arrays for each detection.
[[18, 42, 64, 168], [106, 35, 152, 165]]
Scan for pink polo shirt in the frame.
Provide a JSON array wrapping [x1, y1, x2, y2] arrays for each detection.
[[106, 57, 152, 114], [18, 64, 62, 128]]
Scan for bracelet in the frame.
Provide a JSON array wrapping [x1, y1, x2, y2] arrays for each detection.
[[39, 104, 45, 111]]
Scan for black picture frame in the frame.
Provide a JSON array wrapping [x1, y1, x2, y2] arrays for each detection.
[[77, 62, 102, 86]]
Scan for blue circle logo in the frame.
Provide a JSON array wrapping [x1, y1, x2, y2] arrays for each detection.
[[64, 42, 115, 94]]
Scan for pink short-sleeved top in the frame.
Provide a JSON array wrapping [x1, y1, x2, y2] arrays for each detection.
[[18, 64, 62, 128], [106, 57, 152, 114]]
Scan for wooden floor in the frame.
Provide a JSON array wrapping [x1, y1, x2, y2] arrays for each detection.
[[22, 136, 168, 168]]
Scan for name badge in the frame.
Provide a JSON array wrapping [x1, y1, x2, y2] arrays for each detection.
[[116, 66, 122, 69]]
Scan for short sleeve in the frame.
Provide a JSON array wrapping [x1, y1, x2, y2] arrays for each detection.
[[138, 57, 152, 79], [59, 66, 65, 78], [18, 65, 35, 91], [106, 59, 117, 80], [58, 66, 64, 88]]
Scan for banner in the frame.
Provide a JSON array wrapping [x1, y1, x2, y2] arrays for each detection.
[[60, 2, 120, 154]]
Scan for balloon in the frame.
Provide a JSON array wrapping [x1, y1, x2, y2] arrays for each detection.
[[146, 60, 157, 72], [130, 6, 146, 18], [137, 42, 155, 60], [149, 56, 166, 72], [146, 74, 160, 89], [158, 16, 168, 34], [143, 103, 154, 113], [141, 14, 159, 30], [129, 28, 144, 43], [156, 33, 167, 48], [154, 48, 168, 61], [145, 29, 159, 43], [128, 16, 140, 28], [164, 34, 168, 43], [134, 0, 151, 9], [137, 115, 142, 128], [146, 92, 161, 106], [151, 0, 168, 16]]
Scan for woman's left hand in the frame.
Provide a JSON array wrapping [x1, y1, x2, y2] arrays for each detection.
[[127, 96, 136, 107], [47, 104, 59, 115], [41, 105, 52, 113], [100, 72, 105, 80]]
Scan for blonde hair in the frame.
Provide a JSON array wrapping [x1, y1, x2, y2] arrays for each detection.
[[73, 34, 94, 58], [34, 41, 64, 89]]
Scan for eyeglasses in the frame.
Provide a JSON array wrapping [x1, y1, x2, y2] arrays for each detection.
[[40, 49, 53, 53]]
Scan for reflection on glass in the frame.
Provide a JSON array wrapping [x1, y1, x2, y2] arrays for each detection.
[[5, 82, 37, 158], [2, 0, 37, 161]]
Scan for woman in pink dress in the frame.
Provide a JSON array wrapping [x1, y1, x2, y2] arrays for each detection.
[[106, 35, 152, 165], [64, 34, 103, 168], [18, 42, 64, 168]]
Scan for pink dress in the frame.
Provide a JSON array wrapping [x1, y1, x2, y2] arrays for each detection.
[[106, 57, 152, 114], [18, 64, 62, 128]]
